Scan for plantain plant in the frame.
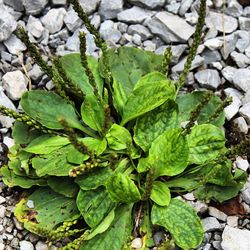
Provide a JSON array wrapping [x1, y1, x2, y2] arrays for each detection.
[[0, 0, 249, 249]]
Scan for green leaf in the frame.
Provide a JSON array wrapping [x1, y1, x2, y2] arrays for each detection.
[[76, 187, 115, 228], [79, 137, 107, 156], [66, 145, 89, 164], [80, 204, 133, 250], [32, 146, 74, 177], [75, 168, 113, 190], [21, 90, 84, 131], [47, 177, 79, 198], [12, 121, 41, 145], [134, 100, 179, 152], [14, 187, 79, 234], [151, 199, 204, 250], [137, 157, 151, 173], [121, 77, 175, 125], [24, 135, 70, 154], [60, 53, 103, 96], [149, 128, 189, 178], [176, 91, 225, 127], [106, 173, 141, 203], [0, 165, 46, 188], [187, 124, 225, 164], [150, 181, 171, 206], [81, 94, 105, 132]]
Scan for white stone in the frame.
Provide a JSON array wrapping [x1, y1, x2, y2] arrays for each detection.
[[206, 11, 238, 34], [131, 238, 142, 249], [0, 242, 4, 250], [226, 216, 238, 227], [99, 0, 123, 19], [221, 226, 250, 250], [241, 178, 250, 205], [128, 0, 165, 9], [20, 240, 34, 250], [224, 96, 241, 121], [239, 102, 250, 123], [2, 70, 28, 101], [232, 69, 250, 92], [231, 51, 250, 68], [233, 117, 249, 134], [99, 20, 122, 44], [27, 16, 44, 38], [179, 0, 193, 16], [0, 196, 5, 204], [41, 8, 66, 34], [221, 34, 238, 60], [239, 17, 250, 31], [222, 66, 237, 83], [3, 137, 15, 148], [0, 206, 6, 218], [204, 37, 224, 50], [235, 156, 249, 171], [208, 207, 227, 221], [27, 200, 35, 209], [202, 217, 222, 232], [22, 0, 48, 15], [78, 0, 100, 15], [35, 241, 49, 250], [194, 69, 221, 89], [226, 0, 243, 17], [3, 34, 26, 55], [64, 9, 82, 32]]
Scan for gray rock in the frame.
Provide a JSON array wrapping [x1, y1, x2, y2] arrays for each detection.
[[128, 0, 165, 9], [117, 22, 128, 33], [241, 178, 250, 204], [131, 238, 142, 249], [239, 17, 250, 31], [212, 241, 222, 250], [221, 34, 238, 59], [225, 0, 243, 17], [117, 6, 153, 24], [143, 40, 156, 51], [0, 196, 5, 204], [3, 34, 26, 55], [202, 217, 222, 232], [99, 0, 123, 19], [206, 11, 238, 34], [226, 216, 238, 227], [195, 69, 221, 89], [0, 205, 6, 218], [179, 0, 193, 16], [239, 102, 250, 123], [3, 0, 24, 11], [188, 200, 208, 214], [204, 37, 224, 50], [0, 7, 17, 42], [1, 51, 12, 62], [22, 0, 48, 15], [0, 87, 16, 128], [202, 49, 221, 64], [51, 0, 67, 5], [28, 64, 44, 82], [27, 16, 45, 38], [235, 156, 249, 171], [100, 20, 122, 44], [233, 117, 248, 134], [221, 226, 250, 250], [41, 8, 66, 34], [153, 231, 164, 246], [127, 24, 152, 41], [232, 68, 250, 92], [222, 66, 237, 83], [231, 51, 250, 68], [132, 33, 142, 45], [78, 0, 100, 15], [244, 7, 250, 17], [166, 2, 180, 14], [208, 207, 228, 222], [2, 70, 28, 101], [35, 241, 49, 250], [172, 55, 204, 73], [235, 30, 250, 53], [20, 240, 34, 250], [64, 8, 82, 32], [0, 243, 4, 250]]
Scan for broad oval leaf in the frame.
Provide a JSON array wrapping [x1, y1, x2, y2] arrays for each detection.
[[134, 100, 179, 152], [106, 173, 141, 203], [121, 78, 175, 125], [151, 199, 204, 250], [79, 137, 107, 156], [81, 94, 105, 132], [80, 204, 133, 250], [60, 53, 103, 96], [149, 128, 189, 177], [176, 91, 225, 127], [24, 135, 70, 154], [76, 187, 115, 228], [150, 181, 171, 206], [187, 124, 225, 164], [21, 90, 84, 131]]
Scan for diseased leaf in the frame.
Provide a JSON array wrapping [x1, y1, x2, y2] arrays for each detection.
[[14, 187, 79, 234], [12, 121, 41, 145], [151, 199, 204, 250], [76, 187, 115, 228], [121, 77, 175, 125], [47, 177, 79, 198], [137, 157, 151, 173], [21, 90, 84, 131], [106, 173, 141, 203], [24, 135, 70, 154], [187, 124, 225, 164], [80, 204, 133, 250], [149, 128, 189, 178], [60, 53, 103, 96], [176, 91, 225, 127], [75, 168, 113, 190], [81, 94, 105, 132], [150, 181, 171, 206], [134, 100, 179, 152]]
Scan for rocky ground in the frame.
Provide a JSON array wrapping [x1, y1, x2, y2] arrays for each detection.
[[0, 0, 250, 249]]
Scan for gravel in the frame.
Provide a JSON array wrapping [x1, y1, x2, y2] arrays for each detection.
[[0, 0, 250, 249]]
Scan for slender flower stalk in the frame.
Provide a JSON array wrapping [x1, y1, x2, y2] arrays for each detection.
[[161, 47, 173, 76]]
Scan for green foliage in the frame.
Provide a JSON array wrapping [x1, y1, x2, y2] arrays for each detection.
[[0, 0, 248, 249]]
